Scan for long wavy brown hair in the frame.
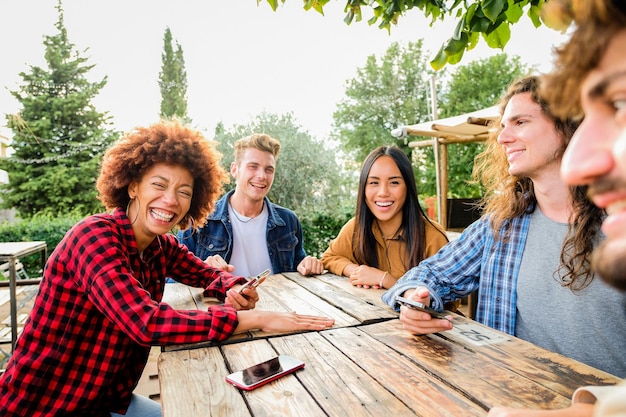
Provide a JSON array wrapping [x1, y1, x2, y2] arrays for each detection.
[[97, 119, 228, 231], [541, 0, 626, 119], [473, 76, 605, 290]]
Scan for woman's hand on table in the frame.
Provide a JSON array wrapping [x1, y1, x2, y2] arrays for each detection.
[[348, 265, 387, 289], [235, 310, 335, 333], [226, 286, 258, 310], [399, 287, 453, 334]]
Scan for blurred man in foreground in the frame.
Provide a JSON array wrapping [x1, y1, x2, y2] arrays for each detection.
[[489, 0, 626, 416]]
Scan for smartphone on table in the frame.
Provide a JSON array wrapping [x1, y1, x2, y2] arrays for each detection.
[[239, 268, 271, 294], [225, 355, 305, 391], [396, 295, 450, 320]]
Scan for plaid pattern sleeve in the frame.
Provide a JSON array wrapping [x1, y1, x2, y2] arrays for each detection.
[[0, 208, 241, 416], [382, 214, 530, 335], [166, 235, 247, 298]]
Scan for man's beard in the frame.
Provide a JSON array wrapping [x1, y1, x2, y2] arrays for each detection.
[[592, 239, 626, 291]]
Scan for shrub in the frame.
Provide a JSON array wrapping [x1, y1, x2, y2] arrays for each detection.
[[0, 209, 353, 280], [0, 213, 83, 279], [301, 210, 352, 259]]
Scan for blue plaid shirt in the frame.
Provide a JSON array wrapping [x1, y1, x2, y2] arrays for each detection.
[[382, 213, 531, 335]]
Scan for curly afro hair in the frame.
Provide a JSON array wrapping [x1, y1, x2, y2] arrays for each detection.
[[96, 119, 228, 230]]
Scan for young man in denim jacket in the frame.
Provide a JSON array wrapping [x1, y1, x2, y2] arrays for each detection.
[[177, 133, 323, 277]]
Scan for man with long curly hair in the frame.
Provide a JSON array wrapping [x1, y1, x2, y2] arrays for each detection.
[[489, 1, 626, 416], [0, 120, 334, 416], [383, 75, 626, 379]]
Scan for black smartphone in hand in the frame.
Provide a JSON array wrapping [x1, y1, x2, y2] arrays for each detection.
[[396, 295, 450, 320], [225, 355, 305, 391]]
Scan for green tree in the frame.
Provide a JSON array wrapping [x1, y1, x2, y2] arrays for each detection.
[[0, 2, 116, 218], [332, 41, 441, 162], [213, 112, 353, 218], [419, 53, 529, 197], [260, 0, 565, 69], [159, 27, 189, 122]]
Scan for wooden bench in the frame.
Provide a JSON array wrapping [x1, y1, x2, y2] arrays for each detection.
[[0, 260, 30, 281]]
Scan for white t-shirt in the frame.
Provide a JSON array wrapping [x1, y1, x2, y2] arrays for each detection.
[[228, 202, 272, 277]]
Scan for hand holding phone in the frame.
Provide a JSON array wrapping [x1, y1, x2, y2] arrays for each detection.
[[225, 355, 305, 391], [396, 295, 450, 320], [239, 269, 271, 294]]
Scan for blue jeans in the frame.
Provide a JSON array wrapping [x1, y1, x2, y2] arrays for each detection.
[[110, 394, 161, 417]]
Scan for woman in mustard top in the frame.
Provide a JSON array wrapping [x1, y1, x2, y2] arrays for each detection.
[[322, 146, 448, 289]]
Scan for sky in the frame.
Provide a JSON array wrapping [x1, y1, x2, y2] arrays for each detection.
[[0, 1, 570, 141]]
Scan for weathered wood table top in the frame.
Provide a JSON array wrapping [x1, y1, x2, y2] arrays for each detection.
[[158, 272, 620, 417]]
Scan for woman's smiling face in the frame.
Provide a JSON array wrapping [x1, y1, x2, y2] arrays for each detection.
[[128, 163, 194, 251], [364, 155, 407, 226]]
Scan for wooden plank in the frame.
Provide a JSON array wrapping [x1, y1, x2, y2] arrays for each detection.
[[439, 314, 621, 394], [268, 332, 420, 417], [315, 326, 486, 416], [0, 287, 25, 307], [158, 347, 250, 417], [162, 283, 200, 310], [281, 272, 398, 324], [221, 339, 326, 417], [247, 274, 360, 338], [162, 283, 250, 352], [162, 273, 360, 351], [1, 313, 28, 326], [360, 319, 588, 411]]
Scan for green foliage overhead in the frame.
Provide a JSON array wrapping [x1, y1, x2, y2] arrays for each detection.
[[159, 27, 190, 122], [0, 2, 117, 219], [259, 0, 556, 69], [212, 112, 355, 219]]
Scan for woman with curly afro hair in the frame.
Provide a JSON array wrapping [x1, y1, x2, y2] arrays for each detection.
[[0, 119, 334, 417]]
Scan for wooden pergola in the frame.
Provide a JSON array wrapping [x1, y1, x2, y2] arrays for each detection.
[[391, 106, 500, 229]]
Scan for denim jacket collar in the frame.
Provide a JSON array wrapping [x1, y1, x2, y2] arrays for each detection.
[[209, 190, 286, 229]]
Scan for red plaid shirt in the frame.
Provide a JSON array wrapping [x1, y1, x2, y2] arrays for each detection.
[[0, 208, 244, 416]]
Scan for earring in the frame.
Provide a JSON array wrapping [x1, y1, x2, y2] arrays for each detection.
[[126, 197, 139, 225]]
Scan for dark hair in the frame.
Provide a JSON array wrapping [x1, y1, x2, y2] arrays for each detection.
[[352, 146, 445, 269], [97, 119, 228, 230]]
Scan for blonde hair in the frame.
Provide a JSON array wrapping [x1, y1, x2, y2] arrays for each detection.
[[233, 134, 281, 165]]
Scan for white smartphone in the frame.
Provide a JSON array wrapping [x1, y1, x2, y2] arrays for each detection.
[[396, 295, 450, 319], [225, 355, 305, 391], [239, 268, 271, 294]]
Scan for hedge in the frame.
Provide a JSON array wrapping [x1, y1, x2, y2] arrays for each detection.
[[0, 210, 351, 280]]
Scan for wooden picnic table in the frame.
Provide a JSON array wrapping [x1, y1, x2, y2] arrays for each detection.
[[158, 272, 620, 416]]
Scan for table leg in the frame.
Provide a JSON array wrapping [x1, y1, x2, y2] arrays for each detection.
[[9, 259, 17, 352]]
